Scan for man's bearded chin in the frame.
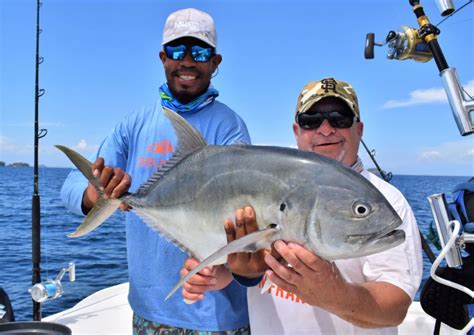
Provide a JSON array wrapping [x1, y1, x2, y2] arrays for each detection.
[[173, 91, 195, 104]]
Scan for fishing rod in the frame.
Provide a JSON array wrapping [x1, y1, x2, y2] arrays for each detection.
[[360, 139, 392, 183], [365, 0, 474, 136], [360, 139, 438, 264], [30, 0, 76, 322], [365, 1, 474, 332], [363, 0, 473, 260], [32, 0, 47, 321]]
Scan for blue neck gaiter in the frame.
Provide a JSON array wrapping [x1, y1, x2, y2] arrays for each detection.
[[159, 83, 219, 114]]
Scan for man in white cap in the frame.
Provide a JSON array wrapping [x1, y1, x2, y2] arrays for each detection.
[[181, 78, 423, 334], [61, 8, 250, 335]]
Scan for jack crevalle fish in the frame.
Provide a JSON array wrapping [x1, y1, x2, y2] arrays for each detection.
[[56, 107, 405, 301]]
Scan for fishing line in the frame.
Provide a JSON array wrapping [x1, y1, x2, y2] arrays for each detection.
[[38, 165, 50, 281], [360, 138, 439, 263], [435, 0, 473, 26], [462, 87, 473, 100]]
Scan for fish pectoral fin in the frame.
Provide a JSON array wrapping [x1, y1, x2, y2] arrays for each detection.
[[164, 226, 280, 301]]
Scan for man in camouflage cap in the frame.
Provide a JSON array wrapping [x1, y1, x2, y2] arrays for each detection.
[[182, 77, 423, 334], [292, 77, 362, 166], [295, 78, 360, 119]]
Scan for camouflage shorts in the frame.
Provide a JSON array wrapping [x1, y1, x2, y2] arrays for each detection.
[[132, 313, 251, 335]]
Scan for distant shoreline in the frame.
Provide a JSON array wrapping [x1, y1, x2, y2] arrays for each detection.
[[0, 161, 30, 167], [0, 164, 469, 178], [0, 164, 70, 169]]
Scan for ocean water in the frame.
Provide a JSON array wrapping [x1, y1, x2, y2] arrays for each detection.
[[0, 166, 469, 321]]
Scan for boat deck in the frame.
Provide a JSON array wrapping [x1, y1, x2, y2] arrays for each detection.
[[44, 283, 461, 334]]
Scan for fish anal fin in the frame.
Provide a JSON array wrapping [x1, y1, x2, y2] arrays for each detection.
[[260, 277, 274, 294], [164, 226, 280, 301]]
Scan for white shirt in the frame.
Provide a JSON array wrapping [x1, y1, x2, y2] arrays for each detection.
[[247, 171, 423, 335]]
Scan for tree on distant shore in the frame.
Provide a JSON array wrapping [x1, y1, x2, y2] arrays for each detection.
[[0, 161, 5, 167], [8, 162, 30, 167]]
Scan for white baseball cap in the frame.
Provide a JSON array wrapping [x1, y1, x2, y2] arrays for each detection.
[[162, 8, 217, 48]]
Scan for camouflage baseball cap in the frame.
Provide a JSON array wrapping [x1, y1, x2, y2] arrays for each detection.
[[162, 8, 217, 48], [295, 78, 360, 120]]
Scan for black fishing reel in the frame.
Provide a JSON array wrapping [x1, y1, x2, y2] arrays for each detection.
[[365, 25, 435, 63], [364, 0, 454, 62], [364, 0, 474, 136]]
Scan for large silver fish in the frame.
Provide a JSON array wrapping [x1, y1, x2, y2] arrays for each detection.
[[56, 107, 405, 300]]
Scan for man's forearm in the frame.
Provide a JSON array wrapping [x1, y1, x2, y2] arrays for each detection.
[[328, 281, 411, 328], [61, 170, 89, 216], [81, 183, 98, 214]]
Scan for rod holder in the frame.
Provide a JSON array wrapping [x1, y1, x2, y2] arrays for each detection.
[[427, 193, 462, 268], [440, 68, 474, 136], [435, 0, 455, 16]]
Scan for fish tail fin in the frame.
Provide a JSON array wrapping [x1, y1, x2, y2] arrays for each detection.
[[55, 145, 121, 237], [68, 197, 121, 237]]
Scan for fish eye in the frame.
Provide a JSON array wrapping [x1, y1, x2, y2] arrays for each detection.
[[353, 202, 371, 217], [279, 203, 286, 211]]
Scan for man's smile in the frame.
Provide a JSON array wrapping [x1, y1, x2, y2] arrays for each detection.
[[314, 140, 343, 148], [178, 74, 197, 81]]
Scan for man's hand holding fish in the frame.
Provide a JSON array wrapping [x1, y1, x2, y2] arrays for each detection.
[[180, 258, 232, 303], [180, 78, 423, 335], [81, 157, 132, 214]]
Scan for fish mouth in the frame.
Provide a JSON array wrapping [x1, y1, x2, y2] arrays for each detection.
[[367, 229, 405, 245], [346, 229, 405, 246]]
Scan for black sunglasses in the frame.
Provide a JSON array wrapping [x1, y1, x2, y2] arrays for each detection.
[[164, 44, 215, 63], [297, 111, 356, 130]]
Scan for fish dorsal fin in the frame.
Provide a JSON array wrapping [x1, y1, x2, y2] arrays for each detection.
[[232, 139, 249, 146], [135, 152, 186, 195], [135, 107, 208, 196], [162, 106, 208, 152]]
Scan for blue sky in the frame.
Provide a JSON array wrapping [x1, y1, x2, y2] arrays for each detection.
[[1, 0, 473, 176]]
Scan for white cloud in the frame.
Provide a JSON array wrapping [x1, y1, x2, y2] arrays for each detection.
[[76, 139, 87, 150], [0, 136, 31, 153], [41, 122, 65, 128], [383, 79, 474, 109], [7, 121, 65, 128], [417, 138, 474, 164], [74, 139, 98, 153], [420, 150, 442, 159]]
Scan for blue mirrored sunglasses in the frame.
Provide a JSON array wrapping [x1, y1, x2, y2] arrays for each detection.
[[297, 111, 356, 129], [164, 44, 214, 63]]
